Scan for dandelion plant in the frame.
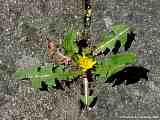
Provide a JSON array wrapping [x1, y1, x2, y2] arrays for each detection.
[[15, 0, 149, 113]]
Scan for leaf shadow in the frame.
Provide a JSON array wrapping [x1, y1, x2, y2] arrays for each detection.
[[105, 66, 149, 87], [124, 31, 136, 51]]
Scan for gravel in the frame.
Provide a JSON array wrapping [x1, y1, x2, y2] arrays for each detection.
[[0, 0, 159, 120]]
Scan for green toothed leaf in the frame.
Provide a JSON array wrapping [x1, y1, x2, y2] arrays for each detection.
[[46, 79, 56, 88], [15, 64, 82, 89], [15, 65, 53, 79], [32, 79, 43, 89], [93, 52, 137, 80], [93, 24, 129, 55], [63, 31, 79, 56], [80, 95, 96, 106]]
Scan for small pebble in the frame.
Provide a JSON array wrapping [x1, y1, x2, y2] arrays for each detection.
[[103, 17, 113, 29]]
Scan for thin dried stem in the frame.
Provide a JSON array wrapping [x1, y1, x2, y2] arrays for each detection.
[[83, 77, 88, 106]]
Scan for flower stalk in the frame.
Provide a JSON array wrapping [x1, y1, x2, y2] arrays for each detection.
[[83, 77, 88, 106]]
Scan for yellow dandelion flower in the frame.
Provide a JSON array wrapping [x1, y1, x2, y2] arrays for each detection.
[[78, 53, 96, 71]]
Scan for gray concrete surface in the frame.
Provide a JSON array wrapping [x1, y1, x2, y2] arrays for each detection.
[[0, 0, 160, 120]]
